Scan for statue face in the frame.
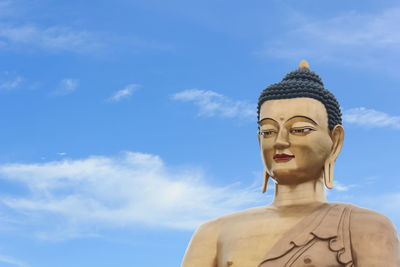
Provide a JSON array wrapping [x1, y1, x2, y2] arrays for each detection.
[[258, 98, 333, 185]]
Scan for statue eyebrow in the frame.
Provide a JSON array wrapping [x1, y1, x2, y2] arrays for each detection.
[[258, 116, 318, 126], [287, 115, 318, 125], [257, 117, 278, 125]]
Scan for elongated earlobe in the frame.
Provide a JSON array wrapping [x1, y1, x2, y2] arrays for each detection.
[[323, 160, 334, 189], [258, 132, 270, 193], [324, 125, 344, 190], [262, 171, 269, 193]]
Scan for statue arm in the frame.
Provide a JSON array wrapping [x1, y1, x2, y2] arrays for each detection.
[[181, 220, 219, 267], [350, 208, 400, 267]]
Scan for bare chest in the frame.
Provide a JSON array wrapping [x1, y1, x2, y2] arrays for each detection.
[[216, 216, 304, 267]]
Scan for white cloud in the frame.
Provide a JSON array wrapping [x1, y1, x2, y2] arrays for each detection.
[[0, 0, 11, 8], [172, 90, 400, 130], [260, 8, 400, 70], [53, 78, 78, 96], [0, 152, 262, 240], [0, 1, 170, 55], [296, 9, 400, 47], [0, 254, 29, 267], [332, 180, 355, 192], [0, 24, 104, 53], [370, 192, 400, 219], [57, 152, 67, 156], [108, 84, 139, 102], [0, 1, 16, 18], [0, 71, 22, 91], [172, 89, 254, 120], [334, 183, 350, 192], [346, 192, 400, 230], [343, 107, 400, 129]]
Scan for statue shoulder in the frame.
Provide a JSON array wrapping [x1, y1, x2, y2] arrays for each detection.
[[349, 204, 397, 235], [181, 218, 220, 267], [348, 204, 400, 266], [194, 206, 274, 237]]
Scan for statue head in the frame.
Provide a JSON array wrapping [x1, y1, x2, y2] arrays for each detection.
[[257, 60, 344, 192]]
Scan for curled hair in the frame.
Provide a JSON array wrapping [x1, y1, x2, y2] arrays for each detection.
[[257, 68, 342, 130]]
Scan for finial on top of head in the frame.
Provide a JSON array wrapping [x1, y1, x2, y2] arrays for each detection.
[[298, 60, 310, 70]]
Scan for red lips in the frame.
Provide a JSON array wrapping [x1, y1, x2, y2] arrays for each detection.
[[273, 153, 295, 162]]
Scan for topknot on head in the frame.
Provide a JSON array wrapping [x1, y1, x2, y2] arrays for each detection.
[[298, 60, 309, 70], [281, 60, 324, 87]]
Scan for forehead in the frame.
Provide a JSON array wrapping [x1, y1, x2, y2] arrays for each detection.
[[259, 97, 329, 127]]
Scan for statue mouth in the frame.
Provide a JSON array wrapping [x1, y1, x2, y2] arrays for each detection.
[[273, 154, 295, 162]]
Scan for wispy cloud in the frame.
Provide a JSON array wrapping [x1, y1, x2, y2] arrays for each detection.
[[0, 0, 11, 8], [344, 192, 400, 230], [0, 0, 171, 56], [259, 7, 400, 70], [108, 84, 139, 102], [0, 23, 173, 55], [332, 180, 355, 192], [0, 23, 104, 53], [172, 90, 400, 129], [0, 254, 29, 267], [343, 107, 400, 129], [172, 87, 400, 130], [0, 152, 262, 240], [52, 78, 78, 96], [372, 193, 400, 216], [0, 0, 17, 18], [0, 71, 22, 91], [172, 89, 254, 120]]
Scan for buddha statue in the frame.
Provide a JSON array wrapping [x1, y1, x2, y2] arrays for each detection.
[[181, 60, 400, 267]]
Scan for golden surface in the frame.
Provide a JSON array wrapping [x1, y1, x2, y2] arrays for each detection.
[[298, 59, 309, 70], [182, 78, 399, 267]]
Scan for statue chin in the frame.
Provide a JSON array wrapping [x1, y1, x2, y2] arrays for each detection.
[[270, 169, 324, 186], [181, 61, 400, 267]]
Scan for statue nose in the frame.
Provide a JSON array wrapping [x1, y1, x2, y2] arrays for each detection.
[[274, 129, 290, 149]]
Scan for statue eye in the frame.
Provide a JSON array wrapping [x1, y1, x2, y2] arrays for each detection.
[[259, 130, 277, 137], [289, 127, 315, 135]]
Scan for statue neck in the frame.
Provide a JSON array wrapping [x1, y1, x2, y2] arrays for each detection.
[[272, 177, 326, 208]]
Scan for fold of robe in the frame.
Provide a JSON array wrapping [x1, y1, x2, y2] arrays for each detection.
[[258, 203, 354, 267]]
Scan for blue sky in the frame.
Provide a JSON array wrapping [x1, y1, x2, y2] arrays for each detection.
[[0, 0, 400, 266]]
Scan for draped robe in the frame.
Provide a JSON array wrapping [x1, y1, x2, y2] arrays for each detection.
[[258, 203, 400, 267]]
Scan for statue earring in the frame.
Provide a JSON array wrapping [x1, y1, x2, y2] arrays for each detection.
[[262, 171, 269, 193], [323, 159, 334, 189]]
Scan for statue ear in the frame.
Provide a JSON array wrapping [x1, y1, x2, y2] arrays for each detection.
[[324, 125, 345, 189], [262, 171, 269, 193], [258, 131, 270, 194]]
